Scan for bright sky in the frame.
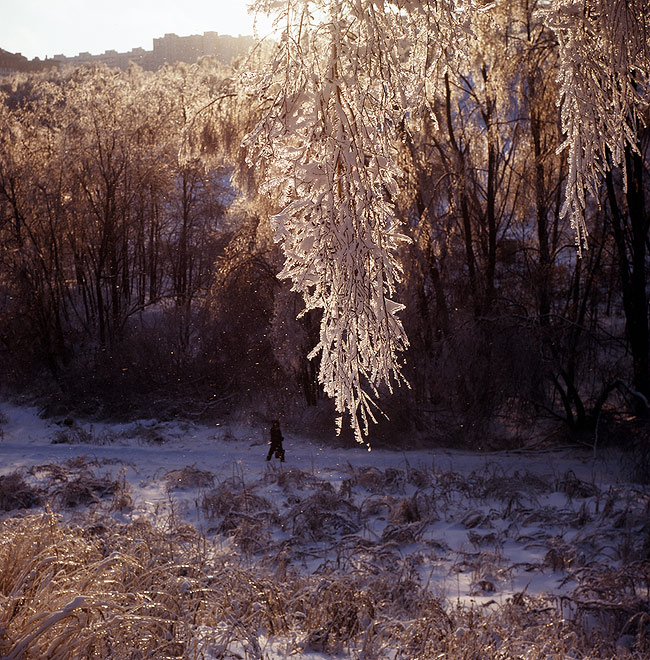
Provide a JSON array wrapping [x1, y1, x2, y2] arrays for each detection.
[[1, 0, 273, 60]]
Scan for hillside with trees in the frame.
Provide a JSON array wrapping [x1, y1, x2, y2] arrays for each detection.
[[0, 0, 648, 449]]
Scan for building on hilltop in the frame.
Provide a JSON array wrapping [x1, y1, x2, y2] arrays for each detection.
[[1, 32, 255, 76], [151, 31, 254, 69], [53, 32, 255, 71], [52, 47, 150, 71]]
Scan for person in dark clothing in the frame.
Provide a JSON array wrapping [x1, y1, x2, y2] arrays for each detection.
[[266, 419, 285, 462]]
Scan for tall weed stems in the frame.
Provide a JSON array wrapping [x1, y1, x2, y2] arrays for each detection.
[[1, 510, 647, 659]]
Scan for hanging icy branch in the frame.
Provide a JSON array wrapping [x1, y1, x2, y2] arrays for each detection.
[[241, 0, 649, 439], [243, 0, 425, 442], [242, 0, 489, 441], [545, 0, 650, 254]]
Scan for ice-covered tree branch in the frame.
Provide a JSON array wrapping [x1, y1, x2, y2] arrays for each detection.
[[243, 0, 650, 440], [545, 0, 649, 253], [244, 0, 422, 442]]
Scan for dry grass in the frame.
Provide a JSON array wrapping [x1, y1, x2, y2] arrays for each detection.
[[1, 458, 648, 658], [164, 466, 215, 490], [264, 464, 330, 492], [0, 512, 207, 659], [115, 421, 174, 445], [1, 461, 129, 513], [50, 425, 109, 445], [25, 460, 125, 509], [285, 488, 360, 541], [1, 510, 647, 659], [201, 480, 280, 557]]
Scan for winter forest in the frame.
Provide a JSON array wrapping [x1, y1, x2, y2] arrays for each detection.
[[0, 0, 649, 658]]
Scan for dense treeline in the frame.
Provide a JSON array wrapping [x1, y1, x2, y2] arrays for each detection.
[[0, 10, 648, 445], [0, 60, 291, 418]]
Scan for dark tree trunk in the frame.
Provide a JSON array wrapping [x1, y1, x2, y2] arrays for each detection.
[[606, 145, 650, 415]]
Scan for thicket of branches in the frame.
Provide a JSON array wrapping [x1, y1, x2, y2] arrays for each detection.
[[0, 59, 294, 420], [0, 0, 649, 445], [242, 0, 649, 442]]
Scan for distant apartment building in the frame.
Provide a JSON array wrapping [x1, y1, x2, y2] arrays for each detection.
[[151, 31, 253, 68], [51, 47, 150, 71], [52, 32, 255, 71], [0, 32, 255, 76]]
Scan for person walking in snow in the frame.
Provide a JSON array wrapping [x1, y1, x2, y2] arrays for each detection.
[[266, 419, 285, 462]]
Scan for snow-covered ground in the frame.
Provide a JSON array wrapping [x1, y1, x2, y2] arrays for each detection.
[[1, 398, 643, 602], [1, 398, 648, 658]]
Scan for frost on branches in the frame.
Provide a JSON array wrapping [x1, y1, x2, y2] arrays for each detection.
[[243, 0, 428, 442], [243, 0, 649, 440], [242, 0, 512, 442], [546, 0, 650, 254]]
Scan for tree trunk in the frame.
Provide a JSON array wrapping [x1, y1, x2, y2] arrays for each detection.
[[605, 146, 649, 414]]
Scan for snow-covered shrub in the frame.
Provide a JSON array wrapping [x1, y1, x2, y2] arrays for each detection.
[[50, 425, 104, 445], [0, 472, 42, 511], [53, 470, 120, 509], [23, 459, 127, 510], [164, 466, 215, 490], [265, 464, 333, 493], [345, 465, 407, 494], [285, 488, 360, 541]]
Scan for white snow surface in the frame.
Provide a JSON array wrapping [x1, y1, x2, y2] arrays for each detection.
[[0, 398, 647, 658]]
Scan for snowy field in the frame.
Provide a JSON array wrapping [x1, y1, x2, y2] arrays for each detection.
[[1, 398, 649, 659]]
